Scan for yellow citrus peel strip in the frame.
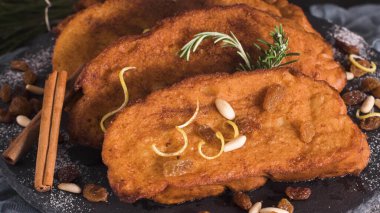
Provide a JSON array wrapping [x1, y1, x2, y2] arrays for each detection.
[[100, 67, 136, 132], [198, 131, 225, 160], [152, 126, 189, 157], [349, 54, 377, 73], [224, 120, 239, 140], [177, 99, 200, 129], [152, 99, 199, 157], [356, 109, 380, 120]]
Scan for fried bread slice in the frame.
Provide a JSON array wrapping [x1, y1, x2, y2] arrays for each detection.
[[68, 5, 345, 148], [53, 0, 317, 76], [102, 68, 369, 204]]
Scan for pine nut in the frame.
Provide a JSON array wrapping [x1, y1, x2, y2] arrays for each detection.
[[375, 99, 380, 109], [57, 183, 82, 194], [16, 115, 31, 127], [249, 202, 262, 213], [215, 98, 235, 120], [260, 207, 289, 213], [360, 95, 375, 113], [224, 135, 247, 152], [346, 72, 354, 80], [26, 84, 44, 95]]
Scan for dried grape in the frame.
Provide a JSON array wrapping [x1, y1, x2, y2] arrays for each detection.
[[361, 77, 380, 92], [299, 121, 315, 143], [83, 184, 108, 202], [342, 90, 366, 105], [278, 198, 294, 213], [263, 84, 285, 112], [360, 117, 380, 131], [285, 186, 311, 200], [233, 191, 252, 210]]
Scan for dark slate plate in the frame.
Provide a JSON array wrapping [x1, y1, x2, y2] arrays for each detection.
[[1, 15, 380, 213]]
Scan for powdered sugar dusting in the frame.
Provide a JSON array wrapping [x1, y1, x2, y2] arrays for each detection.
[[0, 123, 22, 152], [0, 34, 95, 213], [0, 44, 52, 89]]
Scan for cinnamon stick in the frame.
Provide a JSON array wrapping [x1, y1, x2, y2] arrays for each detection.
[[34, 71, 67, 192], [2, 112, 41, 165], [34, 71, 57, 192], [2, 68, 80, 165], [43, 71, 67, 188]]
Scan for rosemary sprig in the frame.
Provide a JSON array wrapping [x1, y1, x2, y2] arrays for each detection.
[[254, 25, 300, 69], [0, 0, 75, 55], [179, 32, 253, 70], [179, 24, 299, 70]]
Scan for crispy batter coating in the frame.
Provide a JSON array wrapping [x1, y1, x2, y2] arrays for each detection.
[[68, 5, 345, 148], [102, 69, 369, 204], [53, 0, 317, 76]]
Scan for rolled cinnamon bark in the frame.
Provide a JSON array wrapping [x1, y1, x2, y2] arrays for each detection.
[[34, 71, 57, 192], [34, 71, 67, 192], [2, 112, 41, 165], [43, 71, 67, 188], [2, 68, 80, 165]]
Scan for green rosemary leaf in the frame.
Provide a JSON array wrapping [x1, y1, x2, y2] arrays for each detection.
[[254, 24, 299, 69], [279, 60, 299, 67], [179, 24, 299, 71], [178, 31, 253, 70], [257, 39, 271, 47], [285, 52, 301, 57]]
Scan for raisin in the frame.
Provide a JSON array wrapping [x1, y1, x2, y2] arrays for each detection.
[[10, 60, 30, 72], [23, 70, 37, 85], [333, 28, 365, 55], [285, 186, 311, 200], [83, 184, 108, 202], [0, 108, 14, 123], [0, 84, 12, 103], [341, 90, 366, 105], [57, 166, 80, 183], [195, 123, 217, 143], [278, 198, 294, 213], [235, 117, 261, 135], [299, 121, 315, 143], [361, 77, 380, 92], [350, 60, 371, 77], [233, 191, 252, 210], [29, 98, 42, 113], [372, 87, 380, 99], [263, 84, 285, 112], [360, 117, 380, 131], [8, 96, 32, 116]]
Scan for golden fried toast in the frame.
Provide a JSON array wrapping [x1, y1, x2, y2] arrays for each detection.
[[102, 68, 369, 204], [53, 0, 317, 76], [68, 5, 345, 148]]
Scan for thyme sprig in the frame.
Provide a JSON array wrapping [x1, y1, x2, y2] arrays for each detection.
[[179, 24, 299, 70]]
